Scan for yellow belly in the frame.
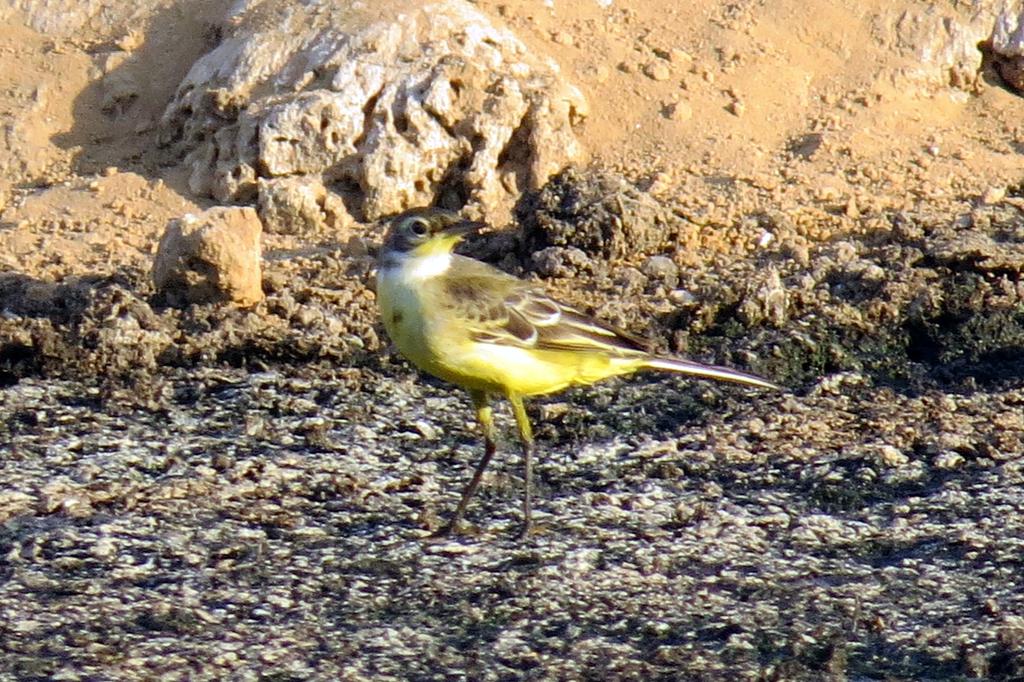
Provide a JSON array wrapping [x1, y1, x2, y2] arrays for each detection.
[[433, 342, 638, 396], [377, 271, 639, 397]]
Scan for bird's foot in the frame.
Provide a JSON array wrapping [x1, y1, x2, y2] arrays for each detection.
[[424, 512, 474, 540], [514, 519, 534, 541], [428, 521, 461, 539]]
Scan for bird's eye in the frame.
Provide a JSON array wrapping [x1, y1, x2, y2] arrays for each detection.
[[408, 218, 429, 236]]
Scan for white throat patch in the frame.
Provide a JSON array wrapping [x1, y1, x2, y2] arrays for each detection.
[[395, 251, 453, 281]]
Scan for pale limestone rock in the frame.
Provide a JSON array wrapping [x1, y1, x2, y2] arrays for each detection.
[[152, 207, 264, 307], [990, 2, 1024, 92], [0, 0, 163, 37], [992, 1, 1024, 56], [159, 0, 588, 222], [738, 267, 789, 327], [874, 2, 1002, 92], [98, 50, 139, 116], [257, 176, 353, 235]]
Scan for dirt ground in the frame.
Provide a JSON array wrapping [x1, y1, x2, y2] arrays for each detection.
[[2, 0, 1024, 680]]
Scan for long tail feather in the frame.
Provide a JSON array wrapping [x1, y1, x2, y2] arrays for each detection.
[[645, 357, 780, 390]]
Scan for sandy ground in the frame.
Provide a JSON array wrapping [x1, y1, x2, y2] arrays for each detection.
[[2, 0, 1024, 679]]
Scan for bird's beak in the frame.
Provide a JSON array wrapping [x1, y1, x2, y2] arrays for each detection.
[[440, 220, 485, 241]]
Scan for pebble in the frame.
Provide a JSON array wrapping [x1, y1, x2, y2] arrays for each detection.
[[641, 255, 680, 286], [665, 100, 693, 121], [90, 537, 118, 560], [413, 419, 438, 440], [668, 288, 697, 306], [551, 30, 574, 46], [669, 48, 692, 64], [982, 187, 1005, 205], [644, 61, 671, 81], [934, 451, 965, 470], [877, 445, 909, 467]]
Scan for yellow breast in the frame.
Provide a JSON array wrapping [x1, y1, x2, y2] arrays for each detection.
[[376, 255, 642, 397]]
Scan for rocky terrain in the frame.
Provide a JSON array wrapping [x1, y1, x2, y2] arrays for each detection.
[[2, 0, 1024, 679]]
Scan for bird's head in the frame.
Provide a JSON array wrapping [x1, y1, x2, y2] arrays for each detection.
[[382, 207, 484, 259]]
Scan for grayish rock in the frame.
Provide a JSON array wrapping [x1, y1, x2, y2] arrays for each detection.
[[256, 176, 353, 236], [641, 255, 680, 287], [159, 0, 588, 221], [738, 266, 789, 326], [992, 1, 1024, 57], [530, 246, 594, 278], [519, 167, 677, 261], [874, 3, 1001, 92], [990, 1, 1024, 92], [0, 0, 164, 37]]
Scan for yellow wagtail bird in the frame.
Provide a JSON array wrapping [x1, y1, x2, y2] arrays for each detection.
[[376, 207, 779, 537]]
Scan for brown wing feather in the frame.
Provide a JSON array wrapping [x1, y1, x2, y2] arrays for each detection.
[[438, 257, 649, 356], [430, 256, 777, 389], [536, 305, 649, 354]]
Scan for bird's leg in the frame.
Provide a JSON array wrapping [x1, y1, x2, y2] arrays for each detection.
[[434, 390, 496, 537], [509, 394, 535, 539]]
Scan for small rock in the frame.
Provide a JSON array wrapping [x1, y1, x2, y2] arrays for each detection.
[[994, 55, 1024, 93], [934, 451, 965, 470], [519, 167, 674, 260], [90, 536, 118, 560], [669, 48, 692, 64], [99, 51, 140, 115], [645, 170, 674, 194], [641, 255, 679, 287], [982, 186, 1005, 205], [644, 61, 671, 81], [615, 266, 648, 293], [152, 206, 265, 306], [668, 289, 697, 306], [61, 494, 94, 518], [257, 177, 352, 235], [413, 420, 438, 440], [845, 198, 861, 219], [344, 236, 370, 258], [552, 30, 574, 46], [115, 30, 143, 52], [817, 185, 842, 202], [991, 6, 1024, 92], [877, 445, 909, 467], [530, 246, 593, 278], [539, 402, 570, 421], [665, 100, 693, 121], [786, 242, 811, 266], [593, 64, 611, 83]]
